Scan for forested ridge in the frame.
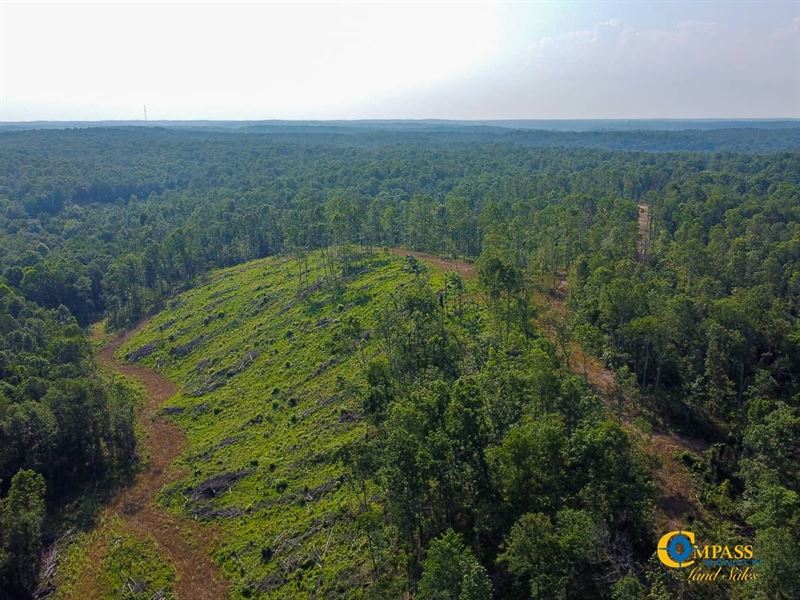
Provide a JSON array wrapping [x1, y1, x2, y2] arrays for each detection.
[[0, 126, 798, 598]]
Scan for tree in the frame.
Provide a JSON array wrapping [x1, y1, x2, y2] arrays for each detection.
[[445, 194, 477, 259], [403, 255, 425, 277], [738, 400, 800, 599], [376, 282, 460, 382], [477, 250, 532, 339], [418, 529, 492, 600], [565, 420, 653, 540], [0, 469, 46, 598], [20, 258, 94, 325], [751, 520, 800, 599], [703, 321, 736, 420], [443, 272, 466, 317], [610, 574, 645, 600], [499, 509, 601, 600], [362, 358, 395, 426], [0, 402, 58, 480], [489, 414, 566, 515]]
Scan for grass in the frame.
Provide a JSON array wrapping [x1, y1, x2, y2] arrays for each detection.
[[54, 515, 176, 599], [113, 249, 461, 598]]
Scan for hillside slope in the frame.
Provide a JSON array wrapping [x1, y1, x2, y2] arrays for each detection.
[[116, 251, 429, 598], [86, 250, 712, 598]]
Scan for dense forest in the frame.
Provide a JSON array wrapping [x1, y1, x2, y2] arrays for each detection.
[[350, 262, 654, 598], [0, 285, 136, 596], [0, 125, 798, 598]]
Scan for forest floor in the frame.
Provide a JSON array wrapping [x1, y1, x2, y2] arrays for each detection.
[[393, 248, 708, 529], [74, 321, 229, 599]]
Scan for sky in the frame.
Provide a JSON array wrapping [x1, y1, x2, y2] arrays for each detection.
[[1, 0, 798, 121]]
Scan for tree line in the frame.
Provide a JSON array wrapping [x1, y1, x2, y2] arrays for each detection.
[[0, 284, 136, 597]]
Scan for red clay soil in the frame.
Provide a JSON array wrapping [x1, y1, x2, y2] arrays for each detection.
[[398, 248, 708, 529], [74, 320, 229, 600]]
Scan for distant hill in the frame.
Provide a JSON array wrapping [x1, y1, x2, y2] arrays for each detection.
[[2, 120, 799, 152], [2, 117, 798, 132]]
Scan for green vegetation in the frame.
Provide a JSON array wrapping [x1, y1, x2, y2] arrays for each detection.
[[0, 470, 46, 595], [54, 516, 176, 599], [112, 250, 652, 598], [1, 129, 796, 332], [418, 530, 491, 600], [0, 125, 797, 597], [118, 251, 420, 597], [0, 284, 137, 597]]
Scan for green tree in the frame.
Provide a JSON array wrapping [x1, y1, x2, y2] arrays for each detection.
[[499, 509, 601, 600], [489, 414, 566, 515], [477, 250, 532, 339], [0, 401, 59, 478], [0, 469, 47, 597], [418, 529, 492, 600]]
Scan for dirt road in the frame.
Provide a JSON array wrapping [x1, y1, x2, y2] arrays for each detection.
[[74, 321, 228, 599], [637, 203, 650, 259], [390, 247, 477, 279]]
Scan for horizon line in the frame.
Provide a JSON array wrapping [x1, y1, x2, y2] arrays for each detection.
[[2, 117, 800, 124]]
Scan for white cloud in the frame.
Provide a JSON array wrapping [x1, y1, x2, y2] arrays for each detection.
[[509, 17, 799, 118]]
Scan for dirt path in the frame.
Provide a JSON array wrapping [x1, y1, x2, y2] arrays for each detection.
[[395, 248, 707, 528], [74, 320, 229, 599], [637, 203, 650, 259], [390, 247, 477, 279]]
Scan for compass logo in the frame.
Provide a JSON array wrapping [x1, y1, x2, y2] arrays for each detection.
[[657, 530, 696, 568]]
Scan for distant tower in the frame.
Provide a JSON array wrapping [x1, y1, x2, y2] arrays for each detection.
[[144, 105, 148, 122]]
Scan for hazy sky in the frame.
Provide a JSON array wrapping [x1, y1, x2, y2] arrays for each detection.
[[1, 0, 798, 121]]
